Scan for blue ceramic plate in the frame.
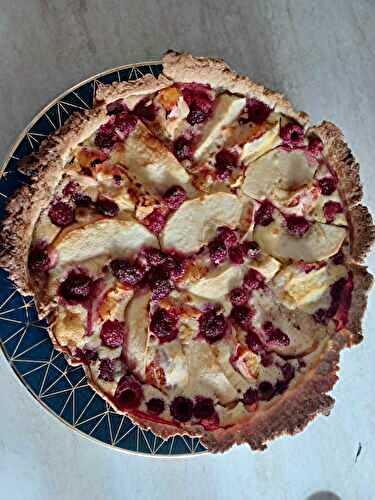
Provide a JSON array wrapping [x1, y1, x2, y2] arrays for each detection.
[[0, 62, 206, 457]]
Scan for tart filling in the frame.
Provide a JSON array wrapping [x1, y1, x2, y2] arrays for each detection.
[[1, 51, 373, 453]]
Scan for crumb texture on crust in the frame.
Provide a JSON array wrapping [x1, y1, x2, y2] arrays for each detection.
[[0, 52, 373, 454], [311, 121, 375, 264], [162, 50, 309, 125], [95, 73, 172, 106]]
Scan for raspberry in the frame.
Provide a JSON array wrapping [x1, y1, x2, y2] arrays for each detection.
[[170, 396, 193, 422], [246, 330, 264, 354], [285, 215, 311, 237], [98, 359, 115, 381], [318, 176, 337, 196], [28, 243, 51, 273], [243, 269, 264, 291], [208, 239, 227, 266], [243, 387, 259, 406], [147, 267, 172, 300], [280, 123, 305, 146], [263, 321, 290, 346], [242, 240, 261, 259], [308, 136, 324, 157], [143, 208, 167, 234], [181, 83, 214, 125], [150, 307, 178, 343], [258, 381, 275, 401], [229, 287, 249, 306], [163, 185, 187, 210], [95, 196, 119, 217], [59, 270, 93, 303], [228, 244, 244, 264], [230, 305, 254, 330], [48, 201, 75, 227], [255, 201, 274, 226], [245, 98, 272, 124], [143, 248, 167, 267], [146, 398, 165, 415], [199, 309, 227, 343], [217, 226, 238, 248], [193, 398, 215, 420], [215, 149, 238, 180], [73, 192, 92, 207], [324, 201, 343, 223], [63, 181, 79, 196], [95, 112, 137, 149], [110, 259, 145, 287], [100, 320, 125, 348], [74, 348, 98, 364], [133, 98, 156, 121], [115, 375, 143, 409], [106, 99, 126, 115], [173, 136, 193, 161]]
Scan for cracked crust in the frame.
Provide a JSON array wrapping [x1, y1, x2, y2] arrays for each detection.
[[0, 53, 373, 454], [311, 121, 375, 264], [162, 50, 309, 126]]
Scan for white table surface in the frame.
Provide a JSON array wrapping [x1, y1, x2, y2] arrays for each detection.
[[1, 1, 374, 499]]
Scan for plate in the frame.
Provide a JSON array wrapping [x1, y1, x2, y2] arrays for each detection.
[[0, 62, 206, 457]]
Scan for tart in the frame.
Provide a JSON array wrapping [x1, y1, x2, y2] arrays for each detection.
[[0, 51, 373, 452]]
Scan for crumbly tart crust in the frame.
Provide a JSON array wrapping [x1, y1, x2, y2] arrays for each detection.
[[0, 51, 373, 452]]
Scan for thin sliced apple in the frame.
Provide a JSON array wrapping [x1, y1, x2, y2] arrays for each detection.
[[254, 215, 346, 263], [124, 291, 151, 380], [194, 94, 246, 160], [185, 256, 280, 301], [114, 121, 195, 195], [161, 192, 243, 253], [53, 217, 158, 270], [239, 120, 281, 164], [251, 291, 323, 357], [271, 262, 348, 311], [187, 265, 245, 300], [184, 340, 238, 404], [242, 149, 316, 201]]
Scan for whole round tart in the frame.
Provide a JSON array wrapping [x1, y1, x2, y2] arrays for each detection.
[[1, 51, 373, 452]]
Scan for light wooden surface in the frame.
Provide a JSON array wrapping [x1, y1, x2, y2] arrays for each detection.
[[1, 1, 374, 499]]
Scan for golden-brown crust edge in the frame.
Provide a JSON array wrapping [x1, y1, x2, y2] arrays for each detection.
[[162, 50, 309, 126], [95, 73, 172, 107], [311, 121, 375, 264]]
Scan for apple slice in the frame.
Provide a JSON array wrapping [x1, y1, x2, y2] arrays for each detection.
[[193, 94, 246, 160], [114, 121, 195, 195], [183, 340, 238, 404], [52, 217, 158, 270], [271, 262, 348, 312], [251, 291, 324, 357], [242, 148, 317, 201], [239, 120, 281, 164], [254, 214, 346, 263], [161, 192, 243, 253], [124, 291, 151, 380], [186, 256, 280, 301]]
